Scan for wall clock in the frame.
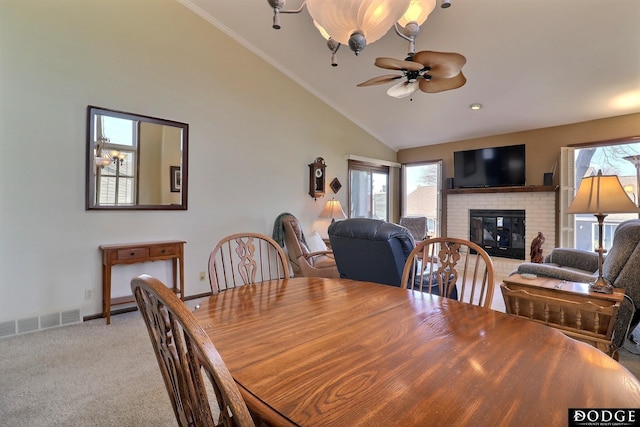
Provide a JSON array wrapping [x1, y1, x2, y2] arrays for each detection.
[[308, 157, 326, 199]]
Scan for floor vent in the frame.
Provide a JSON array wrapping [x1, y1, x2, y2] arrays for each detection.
[[40, 313, 61, 329], [0, 320, 16, 338], [61, 309, 81, 325], [17, 317, 39, 334], [1, 309, 83, 338]]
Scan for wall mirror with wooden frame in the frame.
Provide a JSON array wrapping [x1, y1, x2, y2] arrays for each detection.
[[86, 106, 188, 210]]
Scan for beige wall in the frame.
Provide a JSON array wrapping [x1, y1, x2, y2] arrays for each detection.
[[397, 113, 640, 186], [0, 0, 395, 320]]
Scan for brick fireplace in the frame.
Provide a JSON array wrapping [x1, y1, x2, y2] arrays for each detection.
[[446, 187, 556, 282]]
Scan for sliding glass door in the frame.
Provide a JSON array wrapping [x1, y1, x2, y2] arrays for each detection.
[[348, 160, 389, 221], [401, 160, 442, 237]]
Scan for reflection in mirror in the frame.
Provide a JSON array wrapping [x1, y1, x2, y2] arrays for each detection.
[[86, 106, 188, 210]]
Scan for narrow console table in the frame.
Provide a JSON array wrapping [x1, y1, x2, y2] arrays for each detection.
[[100, 240, 185, 324], [501, 274, 624, 355]]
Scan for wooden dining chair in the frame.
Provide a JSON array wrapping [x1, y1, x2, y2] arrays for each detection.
[[401, 237, 495, 308], [131, 274, 255, 427], [208, 232, 290, 294]]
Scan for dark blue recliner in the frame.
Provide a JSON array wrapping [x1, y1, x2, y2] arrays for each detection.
[[328, 218, 458, 300], [328, 218, 415, 287]]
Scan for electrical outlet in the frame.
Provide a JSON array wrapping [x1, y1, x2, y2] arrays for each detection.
[[84, 289, 93, 301], [199, 271, 206, 281]]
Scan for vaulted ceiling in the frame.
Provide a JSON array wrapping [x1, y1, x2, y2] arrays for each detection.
[[179, 0, 640, 151]]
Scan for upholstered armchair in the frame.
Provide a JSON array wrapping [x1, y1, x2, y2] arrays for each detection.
[[328, 218, 415, 287], [514, 219, 640, 349], [279, 214, 339, 278], [399, 216, 429, 242]]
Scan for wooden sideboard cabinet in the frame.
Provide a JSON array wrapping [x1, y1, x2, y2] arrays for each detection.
[[501, 274, 624, 356], [100, 240, 185, 324]]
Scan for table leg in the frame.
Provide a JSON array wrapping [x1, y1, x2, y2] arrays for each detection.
[[177, 248, 184, 301], [180, 259, 185, 301], [171, 258, 178, 297], [103, 263, 111, 325]]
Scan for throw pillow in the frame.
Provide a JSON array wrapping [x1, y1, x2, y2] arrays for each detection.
[[306, 231, 328, 253]]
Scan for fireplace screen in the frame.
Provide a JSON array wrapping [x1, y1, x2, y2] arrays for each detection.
[[469, 209, 525, 260]]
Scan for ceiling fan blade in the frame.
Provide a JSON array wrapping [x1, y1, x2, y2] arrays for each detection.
[[419, 72, 467, 93], [375, 57, 423, 71], [413, 50, 466, 79], [357, 74, 402, 87], [387, 80, 419, 99]]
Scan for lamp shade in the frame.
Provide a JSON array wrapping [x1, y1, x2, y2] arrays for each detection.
[[95, 156, 111, 166], [307, 0, 411, 46], [320, 199, 347, 220], [567, 170, 638, 214], [397, 0, 436, 27]]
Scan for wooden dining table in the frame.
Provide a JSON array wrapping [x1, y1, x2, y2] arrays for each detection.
[[192, 277, 640, 427]]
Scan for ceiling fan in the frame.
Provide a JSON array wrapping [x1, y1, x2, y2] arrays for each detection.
[[357, 50, 466, 99]]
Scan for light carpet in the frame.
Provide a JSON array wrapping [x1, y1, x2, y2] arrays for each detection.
[[0, 310, 176, 427]]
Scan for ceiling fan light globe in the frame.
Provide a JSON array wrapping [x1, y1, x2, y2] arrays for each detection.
[[398, 0, 437, 27], [307, 0, 410, 46], [387, 80, 419, 98], [313, 20, 331, 40]]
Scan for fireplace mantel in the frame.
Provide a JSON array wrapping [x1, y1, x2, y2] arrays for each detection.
[[445, 185, 557, 195]]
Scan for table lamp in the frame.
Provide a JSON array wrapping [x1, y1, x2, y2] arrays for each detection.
[[320, 198, 346, 223], [567, 170, 639, 293]]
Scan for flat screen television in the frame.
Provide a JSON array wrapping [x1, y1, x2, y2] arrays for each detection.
[[453, 144, 526, 188]]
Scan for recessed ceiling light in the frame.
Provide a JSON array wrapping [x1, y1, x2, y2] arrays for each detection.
[[469, 103, 482, 110]]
